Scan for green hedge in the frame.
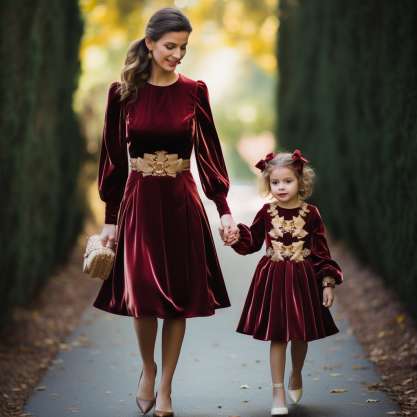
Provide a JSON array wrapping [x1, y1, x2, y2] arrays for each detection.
[[278, 1, 417, 318], [0, 0, 85, 325]]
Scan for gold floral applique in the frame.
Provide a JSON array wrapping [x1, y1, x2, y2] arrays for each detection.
[[267, 202, 310, 240], [265, 201, 311, 263], [266, 241, 311, 262]]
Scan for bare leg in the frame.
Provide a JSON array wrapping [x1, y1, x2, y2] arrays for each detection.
[[133, 317, 158, 400], [270, 341, 288, 408], [156, 318, 186, 411], [290, 340, 308, 389]]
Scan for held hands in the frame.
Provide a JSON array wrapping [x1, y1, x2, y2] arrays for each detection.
[[219, 214, 240, 246], [100, 224, 118, 249]]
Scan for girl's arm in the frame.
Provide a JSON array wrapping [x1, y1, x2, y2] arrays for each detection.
[[309, 206, 343, 286], [231, 205, 266, 255]]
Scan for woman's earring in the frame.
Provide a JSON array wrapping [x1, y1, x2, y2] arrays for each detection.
[[148, 50, 152, 59]]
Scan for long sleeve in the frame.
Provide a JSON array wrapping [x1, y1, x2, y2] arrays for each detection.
[[309, 207, 343, 285], [98, 82, 128, 224], [232, 206, 266, 255], [194, 80, 231, 217]]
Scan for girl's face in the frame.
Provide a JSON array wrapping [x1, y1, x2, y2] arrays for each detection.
[[146, 31, 189, 73], [269, 166, 300, 205]]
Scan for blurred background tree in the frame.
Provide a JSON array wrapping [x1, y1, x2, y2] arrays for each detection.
[[278, 0, 417, 320], [0, 0, 85, 326]]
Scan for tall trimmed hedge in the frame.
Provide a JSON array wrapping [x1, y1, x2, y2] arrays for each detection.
[[0, 1, 85, 325], [278, 1, 417, 319]]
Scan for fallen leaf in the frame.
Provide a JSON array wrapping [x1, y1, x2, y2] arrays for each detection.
[[330, 388, 348, 394], [367, 382, 383, 391], [352, 365, 369, 370]]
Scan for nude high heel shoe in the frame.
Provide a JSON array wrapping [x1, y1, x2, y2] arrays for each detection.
[[288, 371, 303, 404], [136, 363, 157, 415], [271, 383, 288, 415], [153, 391, 174, 417]]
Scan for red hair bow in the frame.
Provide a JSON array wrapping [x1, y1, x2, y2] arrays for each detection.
[[291, 149, 309, 172], [255, 152, 276, 172]]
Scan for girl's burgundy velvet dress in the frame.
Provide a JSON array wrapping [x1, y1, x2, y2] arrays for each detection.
[[93, 73, 231, 318], [232, 202, 343, 342]]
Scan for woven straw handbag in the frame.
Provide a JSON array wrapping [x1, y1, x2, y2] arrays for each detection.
[[82, 234, 115, 280]]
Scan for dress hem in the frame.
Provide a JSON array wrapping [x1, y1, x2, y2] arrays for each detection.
[[235, 327, 339, 342], [93, 302, 231, 319]]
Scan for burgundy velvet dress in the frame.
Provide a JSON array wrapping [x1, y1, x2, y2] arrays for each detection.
[[93, 73, 231, 318], [232, 201, 343, 342]]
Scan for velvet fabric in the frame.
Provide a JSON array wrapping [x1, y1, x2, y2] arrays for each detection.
[[93, 74, 231, 318], [232, 203, 343, 342]]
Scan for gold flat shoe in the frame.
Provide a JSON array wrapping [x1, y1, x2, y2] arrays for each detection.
[[136, 362, 157, 414]]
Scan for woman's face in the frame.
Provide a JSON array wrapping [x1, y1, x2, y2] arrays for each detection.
[[146, 31, 189, 73]]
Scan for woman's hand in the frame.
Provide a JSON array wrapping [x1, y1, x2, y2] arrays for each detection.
[[219, 214, 239, 246], [100, 224, 118, 249], [322, 287, 334, 308]]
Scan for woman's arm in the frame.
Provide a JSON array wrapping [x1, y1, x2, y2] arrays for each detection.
[[193, 79, 238, 241], [97, 82, 128, 246]]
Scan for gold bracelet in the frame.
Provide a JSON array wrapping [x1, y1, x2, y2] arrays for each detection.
[[322, 276, 336, 288]]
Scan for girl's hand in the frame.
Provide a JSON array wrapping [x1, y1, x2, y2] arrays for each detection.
[[323, 287, 334, 308], [220, 214, 240, 245], [219, 226, 240, 246], [100, 224, 118, 249]]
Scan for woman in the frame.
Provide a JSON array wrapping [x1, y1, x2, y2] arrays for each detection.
[[93, 7, 239, 417]]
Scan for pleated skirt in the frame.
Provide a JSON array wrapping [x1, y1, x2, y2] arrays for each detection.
[[236, 256, 339, 341]]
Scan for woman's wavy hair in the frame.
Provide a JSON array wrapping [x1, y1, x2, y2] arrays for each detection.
[[118, 7, 192, 103], [259, 152, 316, 200]]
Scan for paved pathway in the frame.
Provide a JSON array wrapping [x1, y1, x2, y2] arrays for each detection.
[[25, 185, 400, 417]]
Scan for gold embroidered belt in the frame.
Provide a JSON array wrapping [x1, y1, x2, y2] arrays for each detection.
[[130, 150, 190, 178], [266, 241, 311, 263]]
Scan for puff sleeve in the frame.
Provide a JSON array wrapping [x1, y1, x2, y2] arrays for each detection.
[[194, 80, 231, 217], [309, 207, 343, 285], [97, 82, 128, 224], [231, 205, 266, 255]]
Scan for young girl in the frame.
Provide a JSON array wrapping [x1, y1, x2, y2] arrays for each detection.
[[225, 149, 343, 415]]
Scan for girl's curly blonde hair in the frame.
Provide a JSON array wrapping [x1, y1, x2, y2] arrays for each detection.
[[258, 152, 316, 200]]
